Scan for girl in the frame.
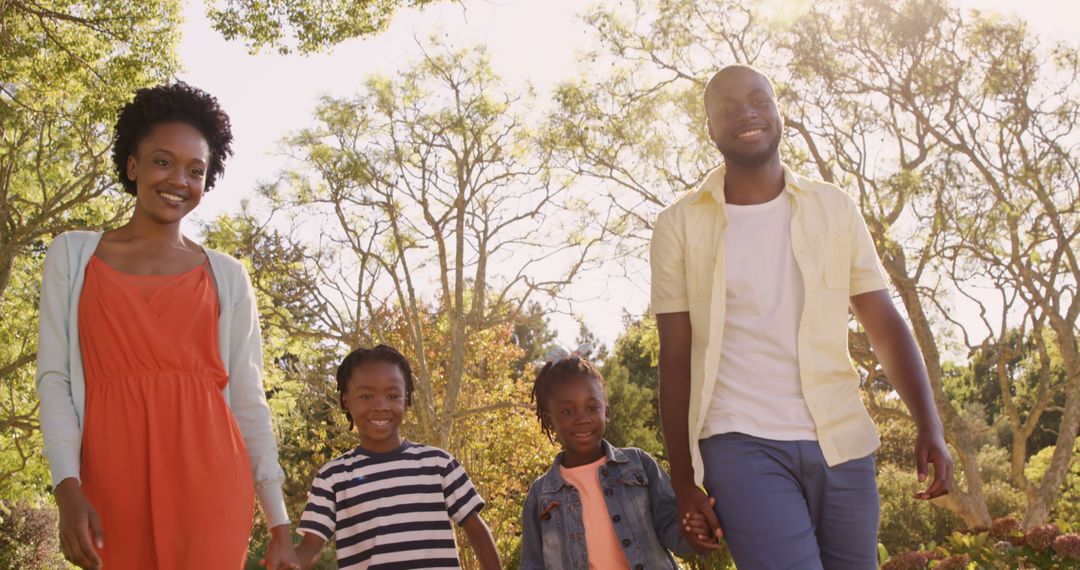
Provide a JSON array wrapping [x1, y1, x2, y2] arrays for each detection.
[[519, 354, 715, 569], [36, 82, 298, 569]]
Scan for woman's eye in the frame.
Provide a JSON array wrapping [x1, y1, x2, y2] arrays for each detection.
[[560, 409, 573, 416], [189, 168, 205, 177], [388, 394, 400, 400], [587, 406, 599, 413], [155, 159, 170, 167]]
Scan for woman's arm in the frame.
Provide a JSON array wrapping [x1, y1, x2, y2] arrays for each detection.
[[36, 234, 83, 485], [223, 261, 289, 527]]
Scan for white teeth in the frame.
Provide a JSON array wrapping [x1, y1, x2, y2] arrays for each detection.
[[738, 129, 764, 138], [370, 419, 390, 425], [159, 192, 184, 202]]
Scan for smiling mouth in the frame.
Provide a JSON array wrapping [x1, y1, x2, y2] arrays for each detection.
[[736, 127, 766, 139], [158, 191, 185, 203], [570, 430, 594, 439], [368, 419, 392, 427]]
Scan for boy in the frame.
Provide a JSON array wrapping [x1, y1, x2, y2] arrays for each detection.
[[296, 345, 501, 569]]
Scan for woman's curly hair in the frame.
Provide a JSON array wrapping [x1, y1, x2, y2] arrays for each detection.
[[111, 81, 233, 195], [530, 356, 606, 442]]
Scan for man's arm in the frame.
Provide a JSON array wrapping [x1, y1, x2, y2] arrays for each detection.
[[657, 312, 723, 548], [460, 512, 501, 570], [850, 289, 953, 499]]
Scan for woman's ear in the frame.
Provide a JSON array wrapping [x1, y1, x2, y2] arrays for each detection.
[[126, 155, 138, 182]]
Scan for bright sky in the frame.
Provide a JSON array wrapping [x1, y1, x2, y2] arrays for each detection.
[[178, 0, 1079, 348]]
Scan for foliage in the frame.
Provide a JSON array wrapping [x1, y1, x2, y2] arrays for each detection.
[[1026, 439, 1080, 528], [0, 500, 66, 569], [206, 0, 442, 54], [879, 520, 1080, 569]]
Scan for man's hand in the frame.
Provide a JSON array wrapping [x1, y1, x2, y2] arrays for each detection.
[[675, 483, 724, 551], [913, 428, 952, 500]]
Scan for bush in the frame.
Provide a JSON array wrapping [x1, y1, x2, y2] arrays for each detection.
[[0, 500, 67, 569], [877, 463, 963, 553], [879, 519, 1080, 569]]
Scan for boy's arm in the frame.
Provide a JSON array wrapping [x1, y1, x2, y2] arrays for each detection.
[[294, 532, 326, 569], [656, 313, 722, 540], [518, 488, 545, 570], [850, 290, 953, 499], [460, 512, 501, 570]]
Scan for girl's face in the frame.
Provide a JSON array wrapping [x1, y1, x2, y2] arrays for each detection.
[[126, 121, 210, 226], [546, 374, 607, 467]]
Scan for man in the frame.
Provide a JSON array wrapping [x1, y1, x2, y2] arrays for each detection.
[[651, 64, 953, 569]]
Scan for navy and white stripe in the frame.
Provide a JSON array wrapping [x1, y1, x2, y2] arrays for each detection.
[[299, 441, 484, 569]]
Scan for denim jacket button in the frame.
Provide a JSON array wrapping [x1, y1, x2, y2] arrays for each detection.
[[604, 488, 613, 497], [622, 538, 632, 547], [635, 565, 644, 570], [612, 514, 621, 523]]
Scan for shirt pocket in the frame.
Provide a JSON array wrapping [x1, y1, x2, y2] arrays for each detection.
[[818, 232, 850, 290], [686, 243, 715, 302], [617, 467, 651, 523]]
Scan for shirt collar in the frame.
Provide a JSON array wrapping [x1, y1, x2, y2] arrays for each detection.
[[540, 439, 626, 493], [691, 161, 807, 205]]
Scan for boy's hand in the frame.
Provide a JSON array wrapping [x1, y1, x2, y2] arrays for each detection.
[[55, 477, 104, 569], [262, 524, 300, 570], [681, 496, 725, 552]]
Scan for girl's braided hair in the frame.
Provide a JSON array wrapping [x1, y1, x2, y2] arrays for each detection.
[[530, 356, 605, 442]]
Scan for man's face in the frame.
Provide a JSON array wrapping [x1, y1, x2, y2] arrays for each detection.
[[705, 68, 783, 168]]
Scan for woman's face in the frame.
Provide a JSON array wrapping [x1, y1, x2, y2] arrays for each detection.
[[126, 121, 211, 225]]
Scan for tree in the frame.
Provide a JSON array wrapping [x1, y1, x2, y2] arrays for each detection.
[[553, 0, 1080, 529], [206, 0, 443, 54], [259, 41, 603, 448]]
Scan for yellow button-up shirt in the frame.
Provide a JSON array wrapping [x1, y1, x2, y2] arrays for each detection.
[[650, 163, 889, 485]]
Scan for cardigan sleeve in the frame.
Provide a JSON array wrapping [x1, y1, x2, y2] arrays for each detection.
[[35, 233, 83, 487], [225, 261, 290, 528]]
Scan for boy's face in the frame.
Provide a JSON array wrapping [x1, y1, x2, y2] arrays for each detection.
[[545, 374, 607, 467], [342, 361, 407, 453]]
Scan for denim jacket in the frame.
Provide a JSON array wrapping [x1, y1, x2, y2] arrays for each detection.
[[520, 440, 694, 569]]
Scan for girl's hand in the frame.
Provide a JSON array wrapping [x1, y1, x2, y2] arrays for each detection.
[[680, 495, 725, 552], [262, 524, 300, 570], [54, 478, 104, 569]]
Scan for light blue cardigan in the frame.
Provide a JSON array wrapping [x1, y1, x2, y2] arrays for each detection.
[[35, 231, 289, 527]]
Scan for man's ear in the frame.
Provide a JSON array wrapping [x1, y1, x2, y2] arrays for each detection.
[[127, 155, 138, 182]]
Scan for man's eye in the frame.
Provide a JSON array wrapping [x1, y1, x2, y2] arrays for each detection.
[[359, 394, 372, 400], [155, 159, 170, 167], [561, 409, 574, 415], [388, 394, 401, 400], [587, 406, 599, 413]]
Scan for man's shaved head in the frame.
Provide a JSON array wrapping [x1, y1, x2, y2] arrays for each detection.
[[703, 64, 777, 115]]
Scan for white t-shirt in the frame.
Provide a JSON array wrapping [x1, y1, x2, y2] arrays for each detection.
[[701, 191, 818, 441]]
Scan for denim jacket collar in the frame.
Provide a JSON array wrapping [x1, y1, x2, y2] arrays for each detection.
[[539, 439, 627, 494]]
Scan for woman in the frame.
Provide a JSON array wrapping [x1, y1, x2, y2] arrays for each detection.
[[35, 82, 299, 569]]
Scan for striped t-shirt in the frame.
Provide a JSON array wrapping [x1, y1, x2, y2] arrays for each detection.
[[299, 441, 485, 569]]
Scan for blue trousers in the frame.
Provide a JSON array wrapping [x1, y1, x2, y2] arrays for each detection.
[[699, 433, 879, 570]]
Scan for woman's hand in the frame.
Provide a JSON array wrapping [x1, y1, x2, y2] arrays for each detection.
[[262, 524, 300, 570], [54, 478, 104, 569]]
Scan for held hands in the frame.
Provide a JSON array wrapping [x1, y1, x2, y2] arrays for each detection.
[[261, 524, 301, 570], [913, 427, 953, 500], [55, 478, 104, 569], [675, 484, 724, 552]]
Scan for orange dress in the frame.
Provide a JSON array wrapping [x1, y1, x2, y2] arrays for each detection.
[[78, 256, 255, 568]]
